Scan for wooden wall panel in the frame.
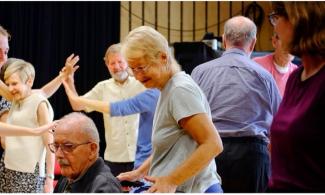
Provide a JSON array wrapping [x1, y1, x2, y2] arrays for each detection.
[[120, 1, 274, 51]]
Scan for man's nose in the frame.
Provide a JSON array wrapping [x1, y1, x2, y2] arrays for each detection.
[[114, 64, 123, 71], [55, 147, 65, 157]]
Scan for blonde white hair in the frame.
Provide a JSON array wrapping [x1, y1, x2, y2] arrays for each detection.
[[4, 58, 35, 83], [121, 26, 180, 72]]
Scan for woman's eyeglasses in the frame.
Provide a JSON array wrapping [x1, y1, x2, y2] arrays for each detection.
[[268, 12, 281, 26], [268, 9, 288, 26], [128, 64, 151, 74]]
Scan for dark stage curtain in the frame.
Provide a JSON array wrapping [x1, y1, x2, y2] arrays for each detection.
[[0, 1, 120, 156]]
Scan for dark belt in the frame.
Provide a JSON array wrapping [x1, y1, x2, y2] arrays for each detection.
[[221, 136, 267, 145]]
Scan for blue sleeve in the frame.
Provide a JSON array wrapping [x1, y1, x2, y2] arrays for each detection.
[[110, 89, 160, 116]]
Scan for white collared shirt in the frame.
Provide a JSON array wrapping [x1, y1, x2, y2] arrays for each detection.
[[83, 76, 145, 162]]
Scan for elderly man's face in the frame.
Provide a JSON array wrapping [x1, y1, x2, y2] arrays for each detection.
[[104, 53, 129, 83], [53, 127, 93, 180]]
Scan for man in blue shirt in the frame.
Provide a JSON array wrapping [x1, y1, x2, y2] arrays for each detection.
[[191, 16, 281, 192]]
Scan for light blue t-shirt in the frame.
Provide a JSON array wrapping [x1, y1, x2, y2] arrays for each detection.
[[149, 72, 220, 193]]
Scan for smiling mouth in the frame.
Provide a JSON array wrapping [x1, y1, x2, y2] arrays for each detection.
[[140, 78, 150, 84]]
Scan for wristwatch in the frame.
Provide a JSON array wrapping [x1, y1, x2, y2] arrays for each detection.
[[46, 173, 55, 180]]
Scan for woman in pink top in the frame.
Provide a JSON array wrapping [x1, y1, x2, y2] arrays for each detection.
[[253, 32, 298, 97]]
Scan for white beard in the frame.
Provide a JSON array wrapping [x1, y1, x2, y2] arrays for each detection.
[[111, 70, 129, 82]]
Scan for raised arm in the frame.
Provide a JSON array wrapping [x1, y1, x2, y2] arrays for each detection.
[[40, 54, 79, 98], [63, 80, 108, 113]]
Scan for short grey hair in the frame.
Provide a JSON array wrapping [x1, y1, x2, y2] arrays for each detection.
[[103, 43, 122, 62], [61, 112, 100, 145], [223, 16, 257, 48]]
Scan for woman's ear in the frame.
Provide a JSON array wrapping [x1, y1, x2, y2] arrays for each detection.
[[26, 76, 34, 87], [158, 52, 168, 65]]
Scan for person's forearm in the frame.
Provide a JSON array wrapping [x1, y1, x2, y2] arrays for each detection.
[[0, 123, 38, 136], [46, 148, 55, 177], [64, 78, 85, 111], [41, 74, 62, 98], [75, 97, 110, 114], [166, 140, 221, 186], [137, 155, 152, 176]]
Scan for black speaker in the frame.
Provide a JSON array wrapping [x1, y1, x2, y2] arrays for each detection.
[[173, 42, 220, 74]]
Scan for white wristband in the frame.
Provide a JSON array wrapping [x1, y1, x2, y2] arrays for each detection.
[[46, 174, 55, 180]]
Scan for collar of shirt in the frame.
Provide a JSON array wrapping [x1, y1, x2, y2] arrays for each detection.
[[222, 48, 248, 57]]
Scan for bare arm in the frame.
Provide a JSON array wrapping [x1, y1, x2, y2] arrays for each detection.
[[0, 111, 8, 149], [62, 80, 109, 113], [117, 155, 152, 182], [0, 121, 55, 136], [37, 102, 55, 193], [145, 113, 223, 193]]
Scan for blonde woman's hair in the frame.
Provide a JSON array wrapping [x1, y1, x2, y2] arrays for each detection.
[[4, 58, 35, 83], [121, 26, 181, 72]]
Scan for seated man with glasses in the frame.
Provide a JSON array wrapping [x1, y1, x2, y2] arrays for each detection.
[[50, 112, 122, 193]]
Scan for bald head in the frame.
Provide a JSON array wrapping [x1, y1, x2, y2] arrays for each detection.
[[56, 112, 100, 146], [223, 16, 257, 52], [54, 112, 101, 180]]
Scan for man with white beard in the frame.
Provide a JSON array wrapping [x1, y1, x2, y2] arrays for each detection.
[[64, 43, 145, 176]]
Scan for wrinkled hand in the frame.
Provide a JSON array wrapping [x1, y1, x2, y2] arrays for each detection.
[[144, 176, 177, 193], [60, 53, 80, 80], [117, 169, 143, 182]]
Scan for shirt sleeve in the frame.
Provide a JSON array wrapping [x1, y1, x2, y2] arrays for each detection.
[[110, 89, 159, 116], [168, 86, 207, 123]]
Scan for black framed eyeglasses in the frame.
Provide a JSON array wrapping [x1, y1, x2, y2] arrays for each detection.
[[268, 11, 280, 26], [48, 142, 91, 153], [268, 8, 288, 27]]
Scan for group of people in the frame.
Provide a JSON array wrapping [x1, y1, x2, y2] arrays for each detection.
[[0, 1, 323, 193]]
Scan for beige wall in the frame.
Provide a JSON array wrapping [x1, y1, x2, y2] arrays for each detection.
[[120, 1, 275, 51]]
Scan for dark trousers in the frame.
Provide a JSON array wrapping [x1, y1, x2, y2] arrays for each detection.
[[104, 160, 134, 177], [215, 137, 270, 192]]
